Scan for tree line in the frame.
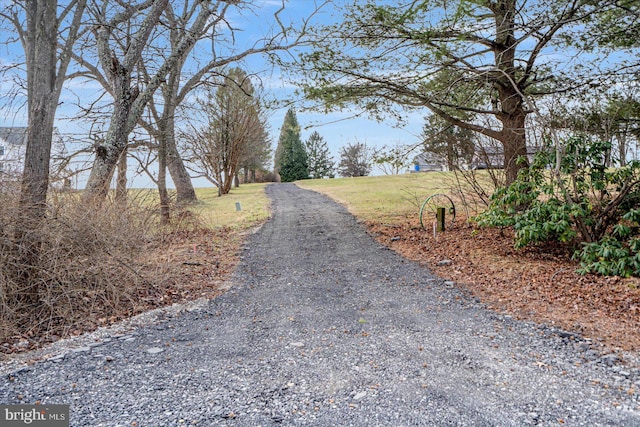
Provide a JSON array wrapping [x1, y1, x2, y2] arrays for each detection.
[[273, 108, 414, 181], [10, 1, 639, 215], [0, 0, 319, 306]]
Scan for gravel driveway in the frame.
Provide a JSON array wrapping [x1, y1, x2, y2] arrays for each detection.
[[2, 183, 640, 426]]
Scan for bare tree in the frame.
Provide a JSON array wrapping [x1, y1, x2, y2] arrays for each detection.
[[1, 0, 86, 208], [337, 141, 372, 177], [135, 1, 237, 206], [79, 0, 169, 201], [183, 68, 269, 195], [1, 0, 87, 300], [72, 0, 322, 204]]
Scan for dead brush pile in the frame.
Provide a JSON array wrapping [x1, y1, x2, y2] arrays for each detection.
[[0, 190, 237, 354]]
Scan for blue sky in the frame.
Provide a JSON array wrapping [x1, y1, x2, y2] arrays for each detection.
[[211, 0, 427, 183], [1, 1, 634, 188], [231, 0, 425, 172]]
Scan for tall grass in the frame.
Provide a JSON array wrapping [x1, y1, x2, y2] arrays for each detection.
[[0, 189, 163, 345], [0, 182, 271, 349]]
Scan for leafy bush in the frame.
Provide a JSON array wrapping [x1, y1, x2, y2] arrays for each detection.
[[477, 136, 640, 276], [575, 209, 640, 277]]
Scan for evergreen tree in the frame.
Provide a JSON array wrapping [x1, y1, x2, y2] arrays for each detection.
[[274, 109, 309, 182], [305, 131, 334, 179], [422, 115, 475, 170], [294, 1, 614, 185]]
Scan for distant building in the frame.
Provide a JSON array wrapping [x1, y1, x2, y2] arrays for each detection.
[[412, 152, 446, 172], [471, 145, 504, 170], [471, 145, 539, 170], [0, 127, 69, 186], [413, 145, 541, 172]]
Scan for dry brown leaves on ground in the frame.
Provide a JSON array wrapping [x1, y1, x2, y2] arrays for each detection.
[[137, 227, 242, 306], [367, 217, 640, 351]]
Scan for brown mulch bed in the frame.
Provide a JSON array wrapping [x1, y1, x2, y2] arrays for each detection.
[[367, 217, 640, 351]]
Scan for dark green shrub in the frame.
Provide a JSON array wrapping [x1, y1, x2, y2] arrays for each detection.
[[575, 209, 640, 277], [477, 136, 640, 276]]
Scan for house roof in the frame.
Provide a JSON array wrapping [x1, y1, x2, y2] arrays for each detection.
[[414, 152, 441, 163], [0, 127, 28, 145]]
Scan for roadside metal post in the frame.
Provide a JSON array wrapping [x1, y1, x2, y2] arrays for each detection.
[[436, 207, 446, 232]]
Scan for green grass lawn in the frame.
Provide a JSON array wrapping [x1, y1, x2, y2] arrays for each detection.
[[190, 183, 271, 229], [295, 172, 462, 223], [186, 174, 450, 230], [181, 171, 490, 230], [126, 171, 493, 230]]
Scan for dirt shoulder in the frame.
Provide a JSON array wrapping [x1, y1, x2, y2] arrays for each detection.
[[367, 217, 640, 351]]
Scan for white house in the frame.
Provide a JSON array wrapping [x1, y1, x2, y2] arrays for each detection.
[[0, 127, 68, 185]]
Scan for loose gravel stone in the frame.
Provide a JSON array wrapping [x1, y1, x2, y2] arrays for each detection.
[[1, 183, 639, 426], [353, 391, 367, 401]]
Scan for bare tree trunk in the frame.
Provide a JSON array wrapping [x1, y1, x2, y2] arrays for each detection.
[[115, 147, 128, 206], [167, 139, 196, 204], [500, 110, 528, 185], [220, 159, 240, 195], [84, 74, 138, 201], [214, 161, 224, 196], [162, 113, 196, 205], [220, 175, 232, 195], [83, 0, 168, 201], [8, 0, 87, 304], [14, 0, 59, 303], [617, 133, 628, 167], [494, 0, 529, 185], [158, 136, 170, 225], [446, 141, 456, 171]]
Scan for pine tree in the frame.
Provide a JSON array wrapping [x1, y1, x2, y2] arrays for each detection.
[[274, 109, 309, 182], [305, 131, 334, 179]]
